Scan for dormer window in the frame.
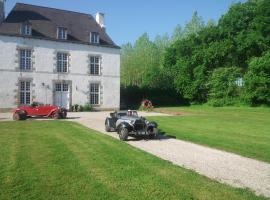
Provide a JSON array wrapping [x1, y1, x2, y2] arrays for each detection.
[[90, 32, 99, 44], [57, 27, 67, 40], [21, 23, 32, 36]]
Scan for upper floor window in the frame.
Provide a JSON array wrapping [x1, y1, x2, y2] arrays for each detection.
[[57, 53, 68, 73], [57, 27, 67, 40], [21, 23, 32, 36], [90, 32, 100, 44], [90, 56, 100, 75], [20, 49, 32, 71]]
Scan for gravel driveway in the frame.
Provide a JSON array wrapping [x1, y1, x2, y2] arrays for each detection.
[[1, 111, 270, 197]]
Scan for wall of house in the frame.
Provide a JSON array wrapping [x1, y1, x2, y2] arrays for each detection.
[[0, 35, 120, 110]]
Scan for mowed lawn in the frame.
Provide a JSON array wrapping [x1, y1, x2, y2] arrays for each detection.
[[0, 121, 266, 200], [151, 106, 270, 163]]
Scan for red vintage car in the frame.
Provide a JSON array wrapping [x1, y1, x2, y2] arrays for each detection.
[[13, 102, 67, 120]]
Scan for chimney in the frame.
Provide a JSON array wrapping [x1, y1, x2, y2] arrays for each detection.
[[96, 12, 106, 31], [0, 0, 5, 24]]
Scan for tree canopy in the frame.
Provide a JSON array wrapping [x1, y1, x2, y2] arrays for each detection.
[[121, 0, 270, 107]]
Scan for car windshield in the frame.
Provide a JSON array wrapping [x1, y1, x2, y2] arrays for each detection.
[[118, 112, 127, 117]]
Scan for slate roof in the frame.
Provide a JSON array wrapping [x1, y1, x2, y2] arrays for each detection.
[[0, 3, 119, 48]]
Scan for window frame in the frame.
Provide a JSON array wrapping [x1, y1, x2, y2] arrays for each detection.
[[21, 23, 32, 36], [56, 52, 69, 73], [57, 27, 68, 40], [19, 80, 31, 105], [89, 56, 101, 75], [90, 83, 100, 105], [19, 49, 32, 71], [90, 32, 100, 44]]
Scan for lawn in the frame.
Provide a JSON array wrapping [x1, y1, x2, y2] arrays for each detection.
[[151, 106, 270, 163], [0, 121, 266, 200]]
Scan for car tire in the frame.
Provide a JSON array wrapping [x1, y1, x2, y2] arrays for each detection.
[[52, 112, 60, 119], [13, 112, 21, 121], [119, 127, 129, 141], [105, 118, 112, 132], [13, 111, 27, 121]]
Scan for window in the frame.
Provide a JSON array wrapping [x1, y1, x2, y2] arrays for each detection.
[[55, 83, 69, 92], [21, 23, 32, 36], [57, 53, 68, 73], [90, 32, 100, 44], [90, 83, 100, 105], [57, 27, 67, 40], [20, 81, 31, 105], [20, 49, 32, 71], [90, 56, 100, 75]]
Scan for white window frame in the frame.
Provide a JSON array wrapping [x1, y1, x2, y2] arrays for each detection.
[[90, 32, 100, 44], [55, 82, 69, 92], [90, 56, 100, 75], [19, 49, 32, 71], [90, 83, 100, 105], [57, 27, 67, 40], [21, 23, 32, 36], [57, 52, 68, 73], [19, 81, 31, 105]]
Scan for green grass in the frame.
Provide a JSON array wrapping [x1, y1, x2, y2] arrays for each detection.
[[150, 106, 270, 163], [0, 121, 266, 200]]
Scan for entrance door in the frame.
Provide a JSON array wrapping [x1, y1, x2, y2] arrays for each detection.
[[54, 83, 70, 109]]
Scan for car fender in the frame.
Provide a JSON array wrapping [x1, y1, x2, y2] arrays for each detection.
[[14, 109, 27, 115], [116, 121, 133, 132], [147, 121, 158, 128], [47, 108, 59, 117]]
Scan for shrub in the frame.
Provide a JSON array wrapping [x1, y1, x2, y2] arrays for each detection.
[[208, 67, 243, 107], [71, 104, 80, 112], [244, 52, 270, 106], [73, 104, 93, 112]]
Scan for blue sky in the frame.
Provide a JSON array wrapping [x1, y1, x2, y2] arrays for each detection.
[[5, 0, 245, 45]]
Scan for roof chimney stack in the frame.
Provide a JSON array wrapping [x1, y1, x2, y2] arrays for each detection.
[[96, 12, 106, 31], [0, 0, 5, 24]]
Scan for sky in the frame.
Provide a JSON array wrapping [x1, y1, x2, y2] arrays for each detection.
[[4, 0, 246, 46]]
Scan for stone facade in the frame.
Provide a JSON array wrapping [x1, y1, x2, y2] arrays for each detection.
[[0, 35, 120, 110]]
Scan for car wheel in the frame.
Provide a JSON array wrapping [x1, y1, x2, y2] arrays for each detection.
[[52, 112, 60, 119], [105, 118, 111, 132], [13, 112, 21, 121], [119, 127, 129, 141]]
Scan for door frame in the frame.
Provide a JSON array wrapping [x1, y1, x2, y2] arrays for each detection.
[[52, 80, 72, 110]]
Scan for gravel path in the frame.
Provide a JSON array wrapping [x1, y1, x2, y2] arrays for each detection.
[[1, 111, 270, 197]]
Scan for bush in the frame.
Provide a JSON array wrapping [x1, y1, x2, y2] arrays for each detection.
[[208, 67, 243, 106], [244, 52, 270, 106], [72, 104, 93, 112]]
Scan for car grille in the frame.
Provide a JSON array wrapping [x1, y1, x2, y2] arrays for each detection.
[[134, 119, 145, 131]]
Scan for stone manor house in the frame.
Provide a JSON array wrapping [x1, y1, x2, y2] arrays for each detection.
[[0, 1, 120, 110]]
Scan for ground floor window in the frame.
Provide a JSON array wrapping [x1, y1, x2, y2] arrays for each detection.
[[19, 81, 31, 105], [90, 83, 100, 105]]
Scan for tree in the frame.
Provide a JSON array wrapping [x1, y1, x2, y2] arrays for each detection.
[[171, 24, 183, 42], [182, 11, 205, 37], [244, 52, 270, 105], [208, 67, 243, 106]]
